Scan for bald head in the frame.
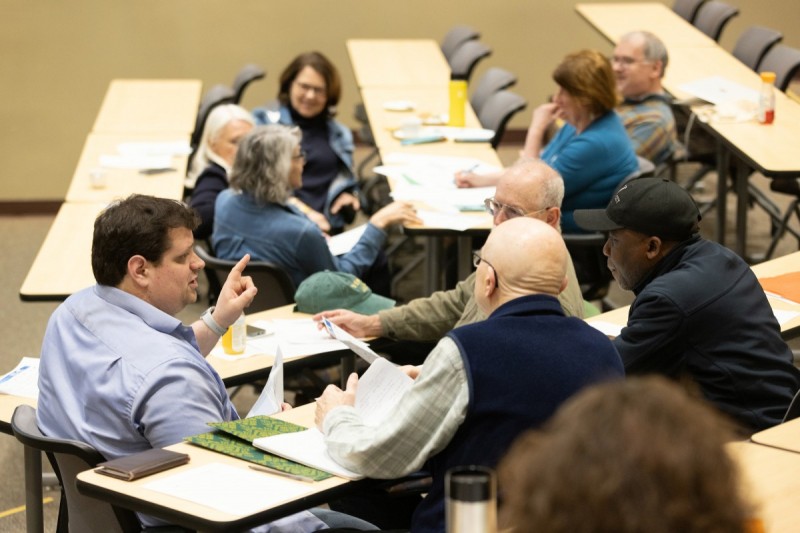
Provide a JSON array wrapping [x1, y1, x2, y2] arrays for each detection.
[[492, 159, 564, 228], [475, 217, 568, 314]]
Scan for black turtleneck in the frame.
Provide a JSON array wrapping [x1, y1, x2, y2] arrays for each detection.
[[290, 106, 339, 213]]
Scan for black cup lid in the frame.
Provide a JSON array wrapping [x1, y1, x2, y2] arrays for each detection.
[[448, 467, 494, 502]]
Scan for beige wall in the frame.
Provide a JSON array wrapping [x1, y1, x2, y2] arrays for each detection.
[[1, 0, 798, 201]]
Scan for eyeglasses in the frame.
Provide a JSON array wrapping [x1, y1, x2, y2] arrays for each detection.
[[293, 81, 326, 97], [472, 251, 500, 288], [484, 197, 549, 219], [292, 148, 307, 160], [610, 55, 649, 67]]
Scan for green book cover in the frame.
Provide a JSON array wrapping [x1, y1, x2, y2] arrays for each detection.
[[184, 429, 332, 481], [208, 415, 308, 443]]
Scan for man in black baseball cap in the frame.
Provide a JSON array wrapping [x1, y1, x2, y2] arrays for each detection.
[[574, 177, 800, 431]]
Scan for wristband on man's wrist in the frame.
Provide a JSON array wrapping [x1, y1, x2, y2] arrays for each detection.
[[201, 306, 227, 336]]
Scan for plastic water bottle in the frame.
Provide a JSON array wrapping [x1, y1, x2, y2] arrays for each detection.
[[222, 313, 246, 355], [449, 75, 467, 127], [758, 71, 776, 125]]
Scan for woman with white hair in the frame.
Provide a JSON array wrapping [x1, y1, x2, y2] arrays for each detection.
[[188, 104, 255, 239], [213, 124, 420, 288]]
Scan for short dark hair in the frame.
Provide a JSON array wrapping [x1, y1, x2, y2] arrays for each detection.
[[278, 51, 342, 117], [92, 195, 199, 286]]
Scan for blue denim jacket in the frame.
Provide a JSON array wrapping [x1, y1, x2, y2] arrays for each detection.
[[252, 104, 359, 230], [212, 189, 385, 288]]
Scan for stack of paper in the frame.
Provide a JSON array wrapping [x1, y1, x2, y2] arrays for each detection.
[[253, 325, 414, 479]]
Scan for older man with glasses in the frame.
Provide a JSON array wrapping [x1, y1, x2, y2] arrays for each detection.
[[613, 31, 679, 166], [314, 159, 585, 345]]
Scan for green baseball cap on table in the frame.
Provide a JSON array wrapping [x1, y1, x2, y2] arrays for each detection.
[[294, 271, 395, 314]]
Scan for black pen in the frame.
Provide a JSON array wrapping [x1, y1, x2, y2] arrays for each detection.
[[139, 167, 176, 175], [248, 464, 315, 483]]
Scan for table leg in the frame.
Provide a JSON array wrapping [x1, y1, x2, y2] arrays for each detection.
[[735, 159, 749, 257], [456, 236, 473, 282], [715, 143, 729, 245], [340, 354, 355, 389], [23, 446, 44, 533], [425, 237, 443, 295]]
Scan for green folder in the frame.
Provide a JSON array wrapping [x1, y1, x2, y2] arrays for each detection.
[[184, 416, 332, 481]]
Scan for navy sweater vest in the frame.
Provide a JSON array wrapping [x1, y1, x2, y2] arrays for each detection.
[[411, 294, 624, 532]]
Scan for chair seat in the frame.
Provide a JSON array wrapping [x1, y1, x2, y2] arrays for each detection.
[[770, 178, 800, 197]]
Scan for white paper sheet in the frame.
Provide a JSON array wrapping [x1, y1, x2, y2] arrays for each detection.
[[328, 225, 368, 256], [116, 141, 192, 157], [142, 463, 310, 516], [253, 357, 413, 478], [773, 309, 800, 327], [354, 358, 413, 427], [321, 318, 379, 364], [210, 319, 347, 360], [247, 346, 284, 418], [587, 321, 624, 338], [254, 429, 362, 480], [678, 76, 760, 106], [98, 154, 174, 170], [0, 357, 39, 399], [414, 209, 487, 231]]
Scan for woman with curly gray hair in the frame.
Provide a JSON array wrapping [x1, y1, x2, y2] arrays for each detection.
[[212, 124, 420, 289]]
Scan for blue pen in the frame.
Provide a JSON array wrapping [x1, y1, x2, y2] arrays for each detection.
[[322, 317, 336, 337], [461, 164, 480, 174]]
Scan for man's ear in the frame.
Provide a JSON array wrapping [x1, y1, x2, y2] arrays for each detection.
[[127, 255, 149, 288], [545, 206, 561, 228], [484, 266, 497, 298], [645, 236, 663, 259]]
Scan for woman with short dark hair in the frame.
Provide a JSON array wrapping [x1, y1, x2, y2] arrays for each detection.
[[253, 51, 358, 234]]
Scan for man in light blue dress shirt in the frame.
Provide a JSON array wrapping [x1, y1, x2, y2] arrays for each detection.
[[36, 195, 369, 532]]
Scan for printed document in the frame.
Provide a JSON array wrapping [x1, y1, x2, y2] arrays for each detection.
[[254, 357, 413, 478], [0, 357, 39, 399], [246, 346, 284, 418]]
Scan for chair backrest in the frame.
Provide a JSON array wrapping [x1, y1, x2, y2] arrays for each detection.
[[758, 44, 800, 92], [672, 0, 706, 22], [231, 63, 266, 104], [563, 232, 613, 302], [783, 387, 800, 423], [11, 405, 141, 533], [469, 67, 518, 115], [692, 0, 739, 42], [190, 84, 236, 150], [195, 245, 296, 312], [477, 90, 527, 149], [448, 40, 492, 82], [732, 26, 783, 71], [440, 25, 480, 62]]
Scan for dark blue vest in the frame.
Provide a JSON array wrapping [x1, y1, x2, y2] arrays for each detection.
[[411, 294, 624, 532]]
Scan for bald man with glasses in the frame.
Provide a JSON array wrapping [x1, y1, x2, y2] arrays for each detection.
[[315, 217, 622, 532], [314, 159, 585, 343]]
